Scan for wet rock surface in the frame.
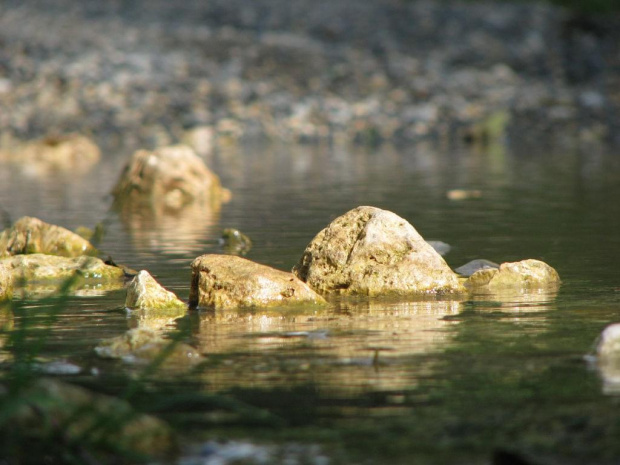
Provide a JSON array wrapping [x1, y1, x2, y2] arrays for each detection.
[[293, 206, 465, 296], [190, 254, 327, 310], [0, 0, 618, 149], [0, 216, 96, 258]]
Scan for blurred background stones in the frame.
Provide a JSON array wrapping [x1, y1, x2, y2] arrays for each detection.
[[0, 0, 618, 154]]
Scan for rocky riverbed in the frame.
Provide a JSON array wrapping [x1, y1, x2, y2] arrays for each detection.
[[1, 0, 619, 152]]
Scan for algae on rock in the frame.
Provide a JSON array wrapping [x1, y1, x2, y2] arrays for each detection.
[[293, 206, 465, 297]]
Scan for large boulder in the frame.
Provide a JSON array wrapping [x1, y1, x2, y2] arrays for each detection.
[[0, 254, 125, 281], [0, 216, 96, 258], [189, 254, 327, 310], [111, 145, 230, 211], [292, 206, 465, 297], [464, 259, 560, 291]]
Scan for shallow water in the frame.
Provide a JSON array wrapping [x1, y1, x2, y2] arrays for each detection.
[[2, 140, 620, 463]]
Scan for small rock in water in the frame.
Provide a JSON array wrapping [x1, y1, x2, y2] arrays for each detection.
[[426, 240, 451, 256], [220, 228, 252, 255], [455, 259, 500, 277]]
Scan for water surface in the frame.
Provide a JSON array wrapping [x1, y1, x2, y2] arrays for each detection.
[[1, 140, 620, 464]]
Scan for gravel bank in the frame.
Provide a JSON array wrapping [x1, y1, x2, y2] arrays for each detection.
[[1, 0, 618, 151]]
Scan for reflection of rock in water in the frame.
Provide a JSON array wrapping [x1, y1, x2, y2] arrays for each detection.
[[111, 145, 230, 254], [467, 287, 559, 313], [191, 298, 463, 394]]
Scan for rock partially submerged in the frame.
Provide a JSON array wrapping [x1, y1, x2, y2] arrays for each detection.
[[464, 259, 560, 290], [126, 270, 186, 311], [95, 328, 202, 367], [0, 216, 96, 258], [292, 206, 465, 297], [111, 145, 231, 211], [0, 254, 125, 281], [189, 254, 327, 310]]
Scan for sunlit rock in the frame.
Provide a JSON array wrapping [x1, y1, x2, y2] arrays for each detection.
[[7, 378, 174, 457], [220, 228, 252, 255], [125, 271, 187, 331], [126, 270, 186, 311], [292, 206, 465, 297], [0, 133, 100, 176], [111, 144, 231, 211], [464, 259, 560, 290], [0, 254, 125, 281], [0, 216, 96, 258], [189, 254, 327, 310], [95, 328, 202, 367]]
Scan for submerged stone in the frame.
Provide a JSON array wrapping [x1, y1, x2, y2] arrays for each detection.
[[0, 253, 125, 281], [111, 144, 231, 211], [464, 259, 560, 290], [0, 216, 96, 258], [125, 270, 186, 311], [292, 206, 465, 297], [189, 254, 327, 310], [7, 378, 174, 457], [95, 328, 202, 367], [455, 259, 500, 277]]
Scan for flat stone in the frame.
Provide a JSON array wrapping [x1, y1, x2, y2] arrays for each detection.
[[0, 216, 96, 258], [292, 206, 465, 297], [189, 254, 327, 310], [0, 253, 125, 281], [464, 259, 560, 290]]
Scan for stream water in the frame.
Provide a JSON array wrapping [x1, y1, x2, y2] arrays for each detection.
[[1, 140, 620, 464]]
